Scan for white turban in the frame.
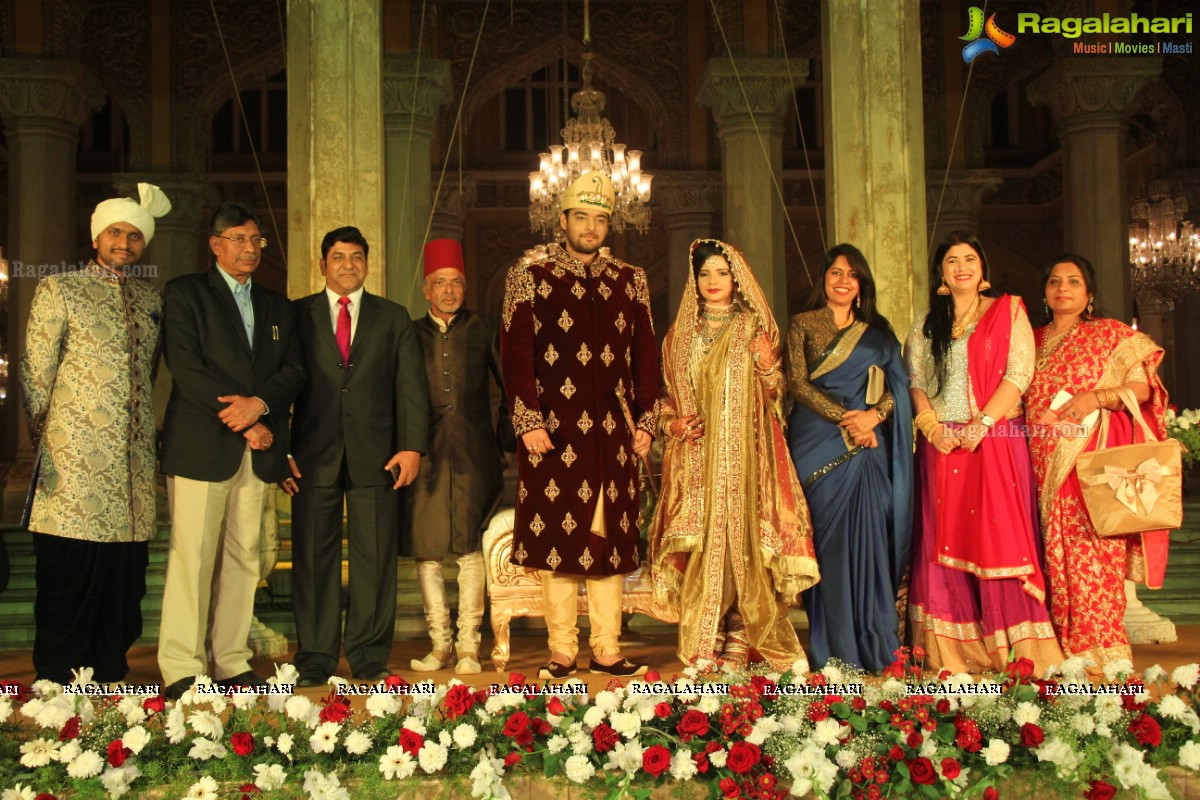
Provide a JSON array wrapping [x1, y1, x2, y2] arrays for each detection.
[[90, 182, 173, 244]]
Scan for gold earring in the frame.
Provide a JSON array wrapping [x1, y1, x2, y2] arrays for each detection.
[[1087, 297, 1094, 316], [854, 295, 861, 310], [936, 281, 951, 296], [979, 279, 992, 292]]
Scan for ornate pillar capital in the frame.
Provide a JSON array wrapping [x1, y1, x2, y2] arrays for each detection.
[[112, 173, 220, 234], [382, 58, 452, 137], [926, 169, 1003, 237], [653, 172, 721, 226], [430, 176, 478, 241], [1028, 57, 1162, 135], [697, 58, 807, 139], [0, 58, 105, 129]]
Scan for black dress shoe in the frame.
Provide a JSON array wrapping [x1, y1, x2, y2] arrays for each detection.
[[216, 671, 268, 689], [538, 660, 578, 680], [165, 676, 197, 700], [588, 657, 648, 677], [297, 667, 330, 688], [352, 666, 392, 682]]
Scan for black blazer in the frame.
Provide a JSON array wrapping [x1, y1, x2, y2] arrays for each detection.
[[161, 269, 305, 482], [290, 291, 430, 488]]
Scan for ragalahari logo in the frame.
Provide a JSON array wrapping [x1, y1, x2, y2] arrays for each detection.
[[960, 7, 1017, 63]]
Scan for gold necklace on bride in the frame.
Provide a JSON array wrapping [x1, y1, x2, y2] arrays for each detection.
[[698, 305, 733, 350]]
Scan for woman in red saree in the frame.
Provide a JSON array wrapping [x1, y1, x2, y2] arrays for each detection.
[[905, 231, 1063, 675], [1026, 254, 1167, 672]]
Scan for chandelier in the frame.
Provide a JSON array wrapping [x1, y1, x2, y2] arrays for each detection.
[[1129, 178, 1200, 296], [528, 1, 653, 238]]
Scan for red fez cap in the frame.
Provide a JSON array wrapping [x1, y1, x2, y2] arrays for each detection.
[[423, 238, 465, 278]]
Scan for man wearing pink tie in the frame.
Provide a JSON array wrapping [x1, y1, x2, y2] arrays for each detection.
[[283, 226, 429, 686]]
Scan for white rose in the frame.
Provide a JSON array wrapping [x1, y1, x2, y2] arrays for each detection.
[[564, 754, 596, 783]]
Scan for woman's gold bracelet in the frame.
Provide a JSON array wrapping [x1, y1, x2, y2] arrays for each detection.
[[914, 409, 940, 440]]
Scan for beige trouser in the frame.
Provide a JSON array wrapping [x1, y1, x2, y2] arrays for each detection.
[[158, 446, 265, 685], [542, 571, 623, 661], [415, 552, 485, 654]]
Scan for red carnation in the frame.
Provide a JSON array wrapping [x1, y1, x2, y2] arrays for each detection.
[[727, 742, 761, 775], [906, 757, 935, 786], [643, 744, 672, 777], [888, 745, 904, 762], [1122, 685, 1148, 712], [953, 716, 982, 753], [1085, 779, 1117, 800], [1129, 714, 1162, 748], [444, 684, 476, 719], [399, 727, 424, 754], [654, 702, 672, 719], [546, 696, 566, 716], [231, 731, 255, 756], [676, 709, 710, 742], [1019, 722, 1044, 748], [719, 777, 741, 798], [940, 758, 961, 780], [106, 739, 130, 767], [319, 701, 351, 724], [59, 716, 80, 741], [0, 681, 30, 702], [142, 695, 165, 714], [593, 722, 619, 753], [504, 751, 523, 767], [984, 787, 1000, 800], [532, 717, 552, 736]]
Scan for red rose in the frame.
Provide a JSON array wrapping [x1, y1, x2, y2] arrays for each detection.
[[508, 672, 527, 686], [953, 716, 982, 753], [676, 709, 710, 742], [719, 777, 741, 798], [852, 697, 867, 711], [882, 662, 905, 679], [1019, 722, 1044, 748], [750, 675, 776, 697], [906, 731, 923, 749], [384, 674, 408, 692], [142, 695, 165, 714], [693, 750, 710, 774], [532, 717, 552, 736], [503, 711, 534, 746], [727, 742, 761, 775], [444, 684, 476, 719], [1085, 780, 1117, 800], [231, 731, 255, 756], [643, 744, 672, 777], [1129, 714, 1162, 748], [935, 699, 951, 714], [399, 727, 424, 754], [59, 716, 80, 741], [808, 703, 830, 722], [906, 757, 935, 786], [654, 702, 672, 719], [645, 670, 661, 683], [238, 784, 260, 800], [984, 787, 1000, 800], [106, 739, 130, 767], [319, 701, 351, 723], [1037, 680, 1059, 702], [888, 745, 904, 762], [504, 751, 523, 767], [593, 722, 619, 753], [35, 795, 59, 800], [546, 696, 566, 716], [1003, 657, 1035, 682], [940, 758, 961, 780]]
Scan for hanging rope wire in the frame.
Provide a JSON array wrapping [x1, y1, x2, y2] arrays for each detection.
[[208, 0, 287, 265], [393, 0, 429, 299], [707, 0, 812, 284], [770, 0, 825, 255]]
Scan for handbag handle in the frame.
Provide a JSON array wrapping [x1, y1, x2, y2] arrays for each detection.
[[1094, 386, 1159, 448]]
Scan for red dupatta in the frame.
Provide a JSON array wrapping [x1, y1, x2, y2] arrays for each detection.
[[934, 295, 1046, 601]]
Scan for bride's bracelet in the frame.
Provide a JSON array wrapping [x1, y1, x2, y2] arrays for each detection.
[[1095, 388, 1122, 410], [914, 409, 941, 440]]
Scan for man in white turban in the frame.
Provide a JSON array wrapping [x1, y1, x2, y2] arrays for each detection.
[[21, 182, 171, 683]]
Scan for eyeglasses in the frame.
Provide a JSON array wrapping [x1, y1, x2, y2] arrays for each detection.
[[214, 234, 269, 248]]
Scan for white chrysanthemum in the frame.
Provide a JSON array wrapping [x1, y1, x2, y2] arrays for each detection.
[[483, 695, 505, 715], [58, 741, 81, 764], [919, 737, 938, 759], [1013, 701, 1041, 727], [438, 730, 452, 748], [791, 656, 811, 676], [401, 716, 428, 736], [365, 691, 400, 718], [835, 750, 858, 769], [254, 762, 288, 791], [981, 739, 1010, 766], [164, 706, 187, 744], [185, 775, 219, 800], [284, 694, 314, 722], [672, 680, 699, 704], [696, 696, 721, 715], [229, 690, 258, 713], [1173, 664, 1200, 690], [65, 749, 105, 779], [609, 711, 641, 738], [1, 784, 36, 800], [811, 717, 845, 747], [20, 697, 45, 722], [709, 748, 728, 768], [1103, 658, 1135, 682], [99, 763, 142, 798], [379, 746, 417, 780], [122, 724, 151, 755], [188, 710, 224, 740], [745, 714, 781, 746], [309, 722, 341, 755], [277, 732, 295, 756], [453, 723, 479, 750], [1178, 741, 1200, 772], [667, 747, 698, 781], [879, 678, 905, 698], [1071, 714, 1096, 736], [418, 741, 449, 773], [820, 664, 844, 685], [19, 737, 60, 768], [564, 754, 596, 783], [1143, 664, 1167, 684], [595, 690, 621, 714], [1157, 694, 1188, 720], [572, 736, 594, 756], [1094, 694, 1124, 725], [606, 740, 644, 775], [187, 737, 227, 761], [33, 697, 73, 730], [116, 696, 147, 727], [582, 706, 605, 728], [344, 729, 372, 756]]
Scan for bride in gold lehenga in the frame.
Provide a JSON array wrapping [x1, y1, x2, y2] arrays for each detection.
[[648, 239, 820, 670]]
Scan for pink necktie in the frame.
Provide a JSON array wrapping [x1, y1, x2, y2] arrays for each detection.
[[336, 297, 351, 364]]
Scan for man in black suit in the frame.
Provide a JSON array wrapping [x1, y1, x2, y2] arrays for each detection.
[[281, 226, 429, 686], [158, 201, 305, 699]]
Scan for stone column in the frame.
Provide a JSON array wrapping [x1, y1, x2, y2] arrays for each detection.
[[697, 58, 804, 326], [653, 172, 721, 307], [821, 0, 927, 337], [1123, 580, 1177, 645], [1028, 58, 1161, 322], [382, 58, 451, 312], [288, 0, 387, 300], [429, 176, 478, 243], [0, 59, 104, 519], [925, 170, 1003, 249]]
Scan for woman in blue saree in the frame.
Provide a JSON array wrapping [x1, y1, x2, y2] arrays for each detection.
[[786, 244, 913, 672]]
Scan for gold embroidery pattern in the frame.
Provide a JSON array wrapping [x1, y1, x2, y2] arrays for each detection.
[[600, 344, 615, 367], [617, 445, 628, 467], [632, 548, 640, 566], [544, 479, 561, 502], [609, 548, 621, 569], [602, 412, 617, 434], [625, 346, 632, 367], [607, 481, 618, 502], [627, 479, 636, 500], [546, 547, 562, 570], [518, 482, 528, 503], [537, 279, 553, 299], [544, 343, 559, 365], [631, 266, 652, 311], [545, 411, 560, 433], [535, 379, 543, 396], [578, 481, 593, 502], [636, 399, 661, 434], [533, 316, 542, 334], [577, 342, 593, 366], [514, 542, 529, 564], [530, 514, 546, 537], [560, 445, 578, 468], [619, 512, 630, 533], [579, 547, 594, 570], [560, 378, 577, 399], [562, 513, 578, 535], [597, 282, 612, 301], [577, 411, 594, 434], [501, 263, 535, 330], [571, 281, 586, 299], [527, 452, 543, 468], [558, 310, 574, 332], [615, 312, 626, 334], [624, 282, 634, 300], [511, 396, 544, 436], [551, 266, 566, 279]]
